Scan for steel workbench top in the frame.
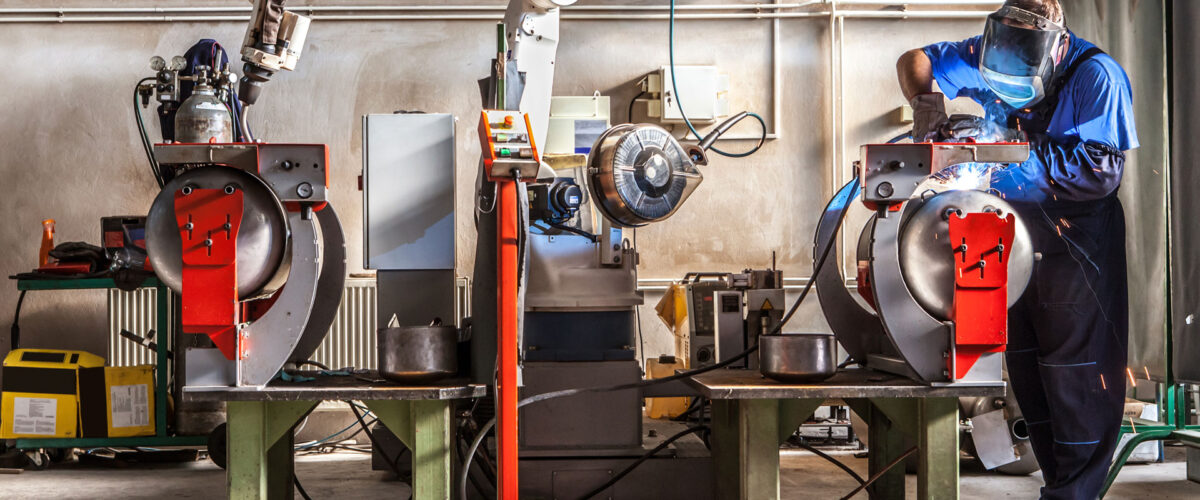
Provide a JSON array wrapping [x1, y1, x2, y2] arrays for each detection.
[[687, 367, 1005, 400], [183, 373, 487, 402]]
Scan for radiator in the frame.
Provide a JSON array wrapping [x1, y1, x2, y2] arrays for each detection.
[[107, 287, 171, 367], [107, 276, 471, 370]]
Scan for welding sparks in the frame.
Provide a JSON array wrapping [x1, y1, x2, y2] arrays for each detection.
[[1056, 225, 1062, 237], [1128, 416, 1137, 433], [1127, 367, 1137, 387], [1100, 374, 1107, 390], [1059, 218, 1071, 228], [1144, 366, 1151, 380], [1153, 170, 1160, 175]]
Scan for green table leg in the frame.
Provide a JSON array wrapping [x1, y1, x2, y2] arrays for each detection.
[[227, 400, 318, 500], [865, 400, 908, 500], [918, 397, 959, 500], [366, 399, 453, 500], [711, 399, 781, 500]]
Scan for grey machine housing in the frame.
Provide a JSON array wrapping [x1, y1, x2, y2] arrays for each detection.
[[815, 143, 1032, 385]]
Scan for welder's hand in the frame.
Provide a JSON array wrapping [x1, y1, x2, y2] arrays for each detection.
[[941, 114, 1027, 143], [909, 93, 948, 143]]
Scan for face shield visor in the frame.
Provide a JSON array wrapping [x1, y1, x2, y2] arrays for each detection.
[[978, 6, 1066, 108]]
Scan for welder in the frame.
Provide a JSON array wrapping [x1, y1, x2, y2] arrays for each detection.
[[895, 0, 1137, 498]]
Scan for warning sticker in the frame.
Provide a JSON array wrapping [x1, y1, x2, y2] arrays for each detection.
[[12, 397, 57, 435], [111, 384, 150, 428]]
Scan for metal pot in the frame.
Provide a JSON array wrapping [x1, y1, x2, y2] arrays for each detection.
[[378, 325, 457, 384], [759, 333, 837, 383]]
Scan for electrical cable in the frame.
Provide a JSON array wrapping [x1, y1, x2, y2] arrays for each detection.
[[11, 289, 26, 351], [298, 360, 331, 371], [578, 425, 709, 500], [790, 441, 866, 486], [628, 90, 649, 123], [547, 221, 598, 242], [458, 176, 862, 499], [133, 77, 164, 187], [838, 446, 918, 500], [293, 474, 313, 500], [887, 130, 913, 144], [669, 0, 767, 158]]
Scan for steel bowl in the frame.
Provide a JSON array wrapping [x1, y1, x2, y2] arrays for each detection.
[[377, 325, 457, 384], [760, 333, 837, 383]]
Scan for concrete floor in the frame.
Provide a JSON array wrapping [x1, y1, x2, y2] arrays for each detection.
[[1, 446, 1197, 499]]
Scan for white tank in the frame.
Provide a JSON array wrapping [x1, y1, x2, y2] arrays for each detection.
[[174, 83, 233, 144]]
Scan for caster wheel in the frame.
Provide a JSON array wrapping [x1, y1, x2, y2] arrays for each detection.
[[23, 450, 49, 470], [208, 423, 228, 469]]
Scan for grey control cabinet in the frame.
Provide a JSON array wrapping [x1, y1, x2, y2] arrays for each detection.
[[362, 113, 456, 270]]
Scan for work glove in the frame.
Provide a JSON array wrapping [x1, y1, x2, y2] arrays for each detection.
[[941, 114, 1027, 143], [909, 93, 948, 143]]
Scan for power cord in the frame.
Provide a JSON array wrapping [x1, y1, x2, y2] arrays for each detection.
[[669, 0, 767, 158], [578, 425, 709, 500], [838, 446, 917, 500]]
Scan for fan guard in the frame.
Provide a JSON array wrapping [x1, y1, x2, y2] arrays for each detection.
[[587, 124, 705, 227]]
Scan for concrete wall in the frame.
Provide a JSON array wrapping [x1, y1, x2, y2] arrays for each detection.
[[0, 1, 1165, 369]]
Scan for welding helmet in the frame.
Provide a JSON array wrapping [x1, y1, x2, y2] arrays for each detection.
[[978, 4, 1067, 108]]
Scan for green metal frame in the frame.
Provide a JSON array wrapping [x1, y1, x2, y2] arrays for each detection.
[[12, 277, 191, 451], [710, 396, 961, 499], [224, 399, 455, 500]]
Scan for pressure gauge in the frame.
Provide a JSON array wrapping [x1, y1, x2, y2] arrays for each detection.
[[169, 56, 188, 71], [149, 56, 166, 71]]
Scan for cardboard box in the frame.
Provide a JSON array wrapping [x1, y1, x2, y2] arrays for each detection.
[[1, 349, 104, 439], [79, 365, 155, 438]]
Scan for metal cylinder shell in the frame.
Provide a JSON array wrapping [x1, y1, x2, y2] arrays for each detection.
[[175, 85, 233, 144]]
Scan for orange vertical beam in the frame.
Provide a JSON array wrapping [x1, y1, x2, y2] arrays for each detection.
[[496, 178, 520, 499]]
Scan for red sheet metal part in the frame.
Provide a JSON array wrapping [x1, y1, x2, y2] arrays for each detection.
[[496, 179, 520, 499], [948, 212, 1015, 380], [175, 188, 245, 360]]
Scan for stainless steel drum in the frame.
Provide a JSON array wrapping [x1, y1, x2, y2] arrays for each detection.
[[897, 189, 1034, 320], [378, 325, 457, 384], [146, 166, 290, 299], [759, 333, 837, 383]]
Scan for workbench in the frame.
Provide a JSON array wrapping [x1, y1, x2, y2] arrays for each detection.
[[186, 375, 486, 500], [688, 368, 1003, 500]]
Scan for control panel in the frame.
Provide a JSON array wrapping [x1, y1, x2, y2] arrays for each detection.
[[478, 110, 541, 181]]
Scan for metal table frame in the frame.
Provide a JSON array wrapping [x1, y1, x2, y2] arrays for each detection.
[[689, 369, 1003, 500], [11, 277, 208, 449], [186, 381, 486, 500]]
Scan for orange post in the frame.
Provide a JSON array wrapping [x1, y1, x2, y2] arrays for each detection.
[[496, 178, 520, 499]]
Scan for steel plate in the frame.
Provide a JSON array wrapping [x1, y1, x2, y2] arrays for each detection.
[[898, 190, 1033, 320], [146, 166, 290, 299]]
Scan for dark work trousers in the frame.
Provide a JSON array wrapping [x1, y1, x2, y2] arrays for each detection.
[[1006, 195, 1129, 500]]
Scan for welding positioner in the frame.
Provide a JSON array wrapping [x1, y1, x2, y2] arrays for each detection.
[[144, 143, 345, 389], [815, 142, 1032, 385]]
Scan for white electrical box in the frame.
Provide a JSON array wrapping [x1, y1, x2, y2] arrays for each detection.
[[545, 95, 611, 155], [638, 66, 730, 125]]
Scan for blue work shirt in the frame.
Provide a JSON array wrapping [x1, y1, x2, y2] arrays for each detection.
[[923, 34, 1138, 204]]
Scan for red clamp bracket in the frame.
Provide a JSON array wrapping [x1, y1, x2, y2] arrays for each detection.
[[947, 211, 1015, 380], [175, 187, 245, 360]]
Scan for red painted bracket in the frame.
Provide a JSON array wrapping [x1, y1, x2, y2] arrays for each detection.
[[175, 188, 244, 360], [948, 212, 1015, 380]]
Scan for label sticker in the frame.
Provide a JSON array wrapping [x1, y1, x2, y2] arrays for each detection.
[[12, 397, 57, 435], [111, 384, 150, 428]]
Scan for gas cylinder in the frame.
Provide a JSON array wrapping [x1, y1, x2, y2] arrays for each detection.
[[175, 81, 232, 144]]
